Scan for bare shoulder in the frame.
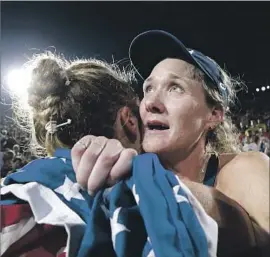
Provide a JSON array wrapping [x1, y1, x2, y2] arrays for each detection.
[[216, 151, 269, 190], [217, 151, 269, 182], [215, 152, 269, 232]]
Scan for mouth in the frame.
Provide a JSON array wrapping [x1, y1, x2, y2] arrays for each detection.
[[146, 120, 170, 131]]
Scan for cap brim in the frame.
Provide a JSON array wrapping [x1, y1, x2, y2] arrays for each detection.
[[129, 30, 198, 80], [129, 30, 229, 105]]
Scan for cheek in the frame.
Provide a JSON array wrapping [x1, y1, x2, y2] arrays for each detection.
[[170, 99, 197, 119], [139, 100, 146, 121], [171, 101, 205, 131], [186, 99, 208, 119]]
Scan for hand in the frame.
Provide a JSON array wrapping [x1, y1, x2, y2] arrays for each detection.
[[71, 135, 137, 195]]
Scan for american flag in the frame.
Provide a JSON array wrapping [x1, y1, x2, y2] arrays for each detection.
[[1, 149, 218, 257]]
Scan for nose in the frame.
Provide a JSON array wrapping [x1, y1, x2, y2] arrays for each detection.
[[144, 93, 166, 114]]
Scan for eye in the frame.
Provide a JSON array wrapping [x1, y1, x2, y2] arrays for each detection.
[[143, 84, 153, 94], [169, 84, 183, 93]]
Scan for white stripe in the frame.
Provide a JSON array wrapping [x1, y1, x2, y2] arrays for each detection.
[[175, 176, 218, 257], [1, 182, 86, 257], [1, 217, 36, 255]]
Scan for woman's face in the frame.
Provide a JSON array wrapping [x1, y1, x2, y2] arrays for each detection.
[[140, 58, 217, 155]]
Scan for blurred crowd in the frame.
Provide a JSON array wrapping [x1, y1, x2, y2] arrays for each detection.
[[0, 118, 37, 178], [233, 110, 270, 155], [1, 109, 270, 178]]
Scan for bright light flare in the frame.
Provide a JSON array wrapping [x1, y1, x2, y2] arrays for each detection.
[[6, 68, 31, 97], [261, 86, 266, 91], [256, 88, 260, 92], [5, 67, 32, 110]]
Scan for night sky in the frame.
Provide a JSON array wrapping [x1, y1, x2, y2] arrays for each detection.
[[1, 1, 270, 101]]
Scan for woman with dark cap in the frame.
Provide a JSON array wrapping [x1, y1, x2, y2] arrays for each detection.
[[72, 30, 269, 256]]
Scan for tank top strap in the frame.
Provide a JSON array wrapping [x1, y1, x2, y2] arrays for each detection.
[[203, 154, 219, 187]]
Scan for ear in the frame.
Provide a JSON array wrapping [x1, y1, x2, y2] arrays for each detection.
[[118, 106, 139, 141], [208, 107, 224, 129]]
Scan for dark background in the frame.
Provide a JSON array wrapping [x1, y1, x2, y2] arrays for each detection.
[[1, 1, 270, 112]]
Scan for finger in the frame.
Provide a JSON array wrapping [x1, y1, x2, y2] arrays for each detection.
[[87, 139, 124, 194], [71, 135, 93, 173], [106, 148, 138, 186], [76, 136, 108, 189]]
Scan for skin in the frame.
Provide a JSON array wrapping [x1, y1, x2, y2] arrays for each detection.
[[72, 58, 269, 256]]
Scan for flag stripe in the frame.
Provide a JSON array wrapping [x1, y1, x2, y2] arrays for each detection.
[[1, 216, 36, 255], [1, 204, 33, 228], [2, 220, 66, 257]]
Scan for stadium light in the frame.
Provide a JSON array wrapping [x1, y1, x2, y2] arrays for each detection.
[[256, 88, 260, 92], [261, 86, 266, 91], [267, 85, 270, 89], [5, 67, 31, 110], [6, 68, 31, 97]]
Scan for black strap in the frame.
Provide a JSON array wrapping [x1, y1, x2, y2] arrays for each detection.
[[203, 154, 219, 187]]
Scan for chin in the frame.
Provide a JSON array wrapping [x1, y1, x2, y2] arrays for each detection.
[[142, 140, 169, 154]]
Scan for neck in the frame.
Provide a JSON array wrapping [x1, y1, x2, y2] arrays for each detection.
[[159, 137, 208, 182]]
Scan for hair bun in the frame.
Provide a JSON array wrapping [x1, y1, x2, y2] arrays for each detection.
[[27, 54, 69, 109]]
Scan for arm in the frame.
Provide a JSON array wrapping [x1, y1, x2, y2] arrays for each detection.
[[181, 179, 257, 256], [182, 179, 253, 230], [215, 151, 270, 256], [215, 151, 269, 233]]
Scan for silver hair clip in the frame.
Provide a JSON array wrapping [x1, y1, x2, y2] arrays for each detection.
[[45, 119, 72, 134], [61, 70, 71, 86], [65, 79, 71, 86]]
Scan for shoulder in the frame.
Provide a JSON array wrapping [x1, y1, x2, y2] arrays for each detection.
[[216, 151, 269, 188], [215, 152, 269, 231], [218, 151, 269, 177]]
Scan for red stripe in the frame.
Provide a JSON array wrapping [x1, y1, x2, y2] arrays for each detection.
[[1, 204, 66, 257], [2, 223, 66, 257], [1, 204, 33, 228], [23, 247, 55, 257]]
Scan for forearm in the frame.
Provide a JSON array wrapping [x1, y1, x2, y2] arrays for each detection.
[[182, 180, 257, 256], [182, 180, 252, 228]]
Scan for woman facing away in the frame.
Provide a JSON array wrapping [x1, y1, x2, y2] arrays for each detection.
[[71, 30, 269, 256], [1, 52, 141, 257]]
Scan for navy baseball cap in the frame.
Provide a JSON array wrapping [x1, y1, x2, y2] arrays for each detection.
[[129, 30, 228, 104]]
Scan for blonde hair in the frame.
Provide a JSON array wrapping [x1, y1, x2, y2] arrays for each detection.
[[190, 64, 244, 154], [15, 52, 139, 156]]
